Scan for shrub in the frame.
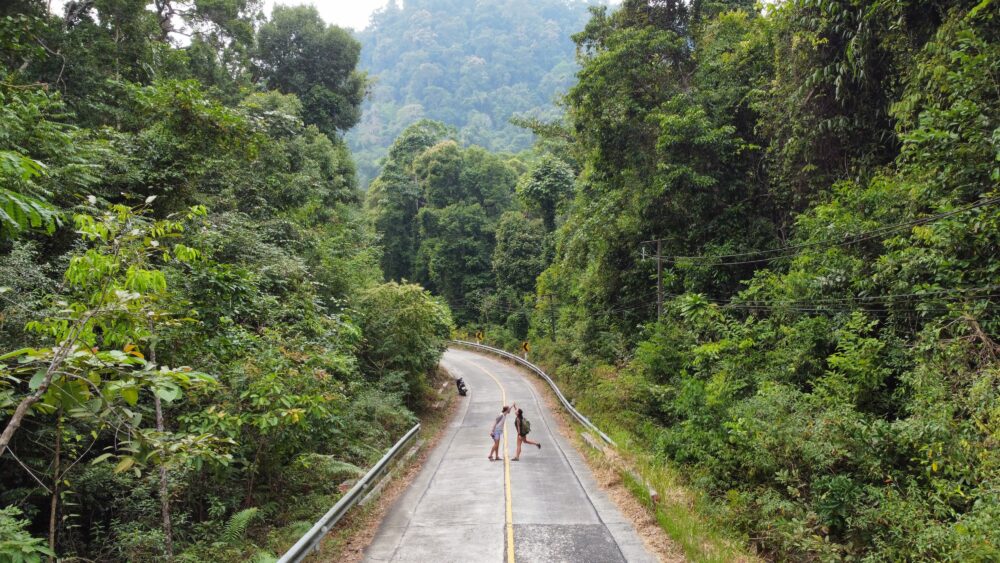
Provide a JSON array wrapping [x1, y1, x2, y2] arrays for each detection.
[[356, 282, 453, 408]]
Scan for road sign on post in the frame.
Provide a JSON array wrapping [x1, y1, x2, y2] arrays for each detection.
[[475, 330, 484, 343], [521, 341, 530, 360]]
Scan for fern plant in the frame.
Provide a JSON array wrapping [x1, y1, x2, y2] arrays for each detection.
[[221, 507, 259, 545]]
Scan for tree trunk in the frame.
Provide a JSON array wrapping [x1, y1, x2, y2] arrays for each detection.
[[48, 410, 62, 561], [0, 358, 62, 457], [156, 394, 173, 558], [150, 335, 174, 558], [0, 331, 82, 457]]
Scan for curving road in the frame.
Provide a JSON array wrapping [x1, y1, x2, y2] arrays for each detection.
[[364, 348, 658, 562]]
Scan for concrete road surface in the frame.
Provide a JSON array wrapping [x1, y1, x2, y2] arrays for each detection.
[[364, 348, 658, 563]]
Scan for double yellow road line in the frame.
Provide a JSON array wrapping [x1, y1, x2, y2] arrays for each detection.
[[476, 363, 516, 563]]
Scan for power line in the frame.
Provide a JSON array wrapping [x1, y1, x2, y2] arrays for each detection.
[[449, 282, 1000, 325], [653, 286, 1000, 316], [641, 196, 1000, 267], [723, 285, 1000, 306], [720, 304, 1000, 316]]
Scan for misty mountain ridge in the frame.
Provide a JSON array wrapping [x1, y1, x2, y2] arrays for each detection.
[[348, 0, 606, 185]]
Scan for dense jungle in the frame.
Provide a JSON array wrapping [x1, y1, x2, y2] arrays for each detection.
[[2, 0, 998, 561]]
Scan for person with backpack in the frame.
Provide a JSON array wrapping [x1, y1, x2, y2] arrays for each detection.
[[512, 408, 541, 461], [488, 402, 515, 461]]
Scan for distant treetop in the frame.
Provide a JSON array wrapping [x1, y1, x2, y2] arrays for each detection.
[[347, 0, 604, 186]]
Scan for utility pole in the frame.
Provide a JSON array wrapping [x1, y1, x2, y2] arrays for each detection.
[[641, 239, 665, 321], [544, 293, 557, 342], [656, 239, 663, 321]]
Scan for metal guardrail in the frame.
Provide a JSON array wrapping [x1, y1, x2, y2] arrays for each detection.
[[451, 340, 616, 447], [277, 423, 422, 563]]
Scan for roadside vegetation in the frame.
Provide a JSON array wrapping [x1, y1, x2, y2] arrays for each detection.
[[0, 2, 450, 560], [4, 0, 999, 561], [451, 0, 1000, 560]]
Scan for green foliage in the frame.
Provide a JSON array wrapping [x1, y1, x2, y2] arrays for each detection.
[[492, 212, 548, 296], [256, 5, 367, 138], [367, 122, 521, 321], [0, 4, 449, 560], [356, 282, 453, 407], [5, 0, 996, 559], [0, 173, 59, 237], [220, 508, 259, 545], [415, 203, 494, 318], [516, 156, 574, 232], [366, 120, 455, 281], [753, 0, 961, 218], [348, 0, 594, 185], [0, 506, 54, 563], [0, 204, 227, 475], [292, 454, 363, 486], [0, 68, 104, 237], [518, 0, 1000, 560], [540, 0, 774, 345]]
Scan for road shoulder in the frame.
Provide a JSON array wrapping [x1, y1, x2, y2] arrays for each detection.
[[314, 367, 466, 562], [501, 356, 686, 563]]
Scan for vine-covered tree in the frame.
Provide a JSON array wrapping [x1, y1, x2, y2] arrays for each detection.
[[524, 0, 1000, 560]]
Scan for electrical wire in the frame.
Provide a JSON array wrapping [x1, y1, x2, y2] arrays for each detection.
[[715, 285, 1000, 306], [641, 196, 1000, 267]]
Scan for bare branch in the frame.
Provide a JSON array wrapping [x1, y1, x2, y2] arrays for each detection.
[[1, 447, 52, 494]]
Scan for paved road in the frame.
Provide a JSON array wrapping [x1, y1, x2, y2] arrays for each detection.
[[364, 348, 657, 563]]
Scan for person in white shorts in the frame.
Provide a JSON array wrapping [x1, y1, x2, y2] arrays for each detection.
[[488, 402, 515, 461]]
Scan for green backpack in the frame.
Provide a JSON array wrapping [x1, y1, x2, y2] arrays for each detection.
[[521, 416, 531, 435]]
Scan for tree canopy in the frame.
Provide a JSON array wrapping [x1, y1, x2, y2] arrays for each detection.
[[0, 4, 450, 561], [4, 0, 1000, 560], [367, 121, 521, 323], [499, 0, 1000, 559], [257, 5, 368, 138], [347, 0, 596, 185]]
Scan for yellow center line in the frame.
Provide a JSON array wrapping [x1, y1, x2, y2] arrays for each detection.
[[475, 362, 516, 563]]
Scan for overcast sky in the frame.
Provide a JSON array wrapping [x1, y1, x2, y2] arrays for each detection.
[[47, 0, 390, 32], [265, 0, 389, 31], [51, 0, 625, 33]]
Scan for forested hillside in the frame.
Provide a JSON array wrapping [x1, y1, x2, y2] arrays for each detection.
[[4, 0, 1000, 560], [0, 2, 450, 561], [483, 0, 998, 560], [348, 0, 597, 185], [360, 1, 1000, 555]]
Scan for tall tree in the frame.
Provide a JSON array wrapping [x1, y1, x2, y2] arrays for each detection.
[[516, 155, 574, 232], [492, 211, 547, 297], [367, 120, 518, 321], [256, 5, 367, 138], [367, 120, 454, 281]]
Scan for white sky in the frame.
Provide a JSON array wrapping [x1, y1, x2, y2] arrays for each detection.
[[48, 1, 389, 32], [264, 0, 389, 31], [49, 1, 626, 32]]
